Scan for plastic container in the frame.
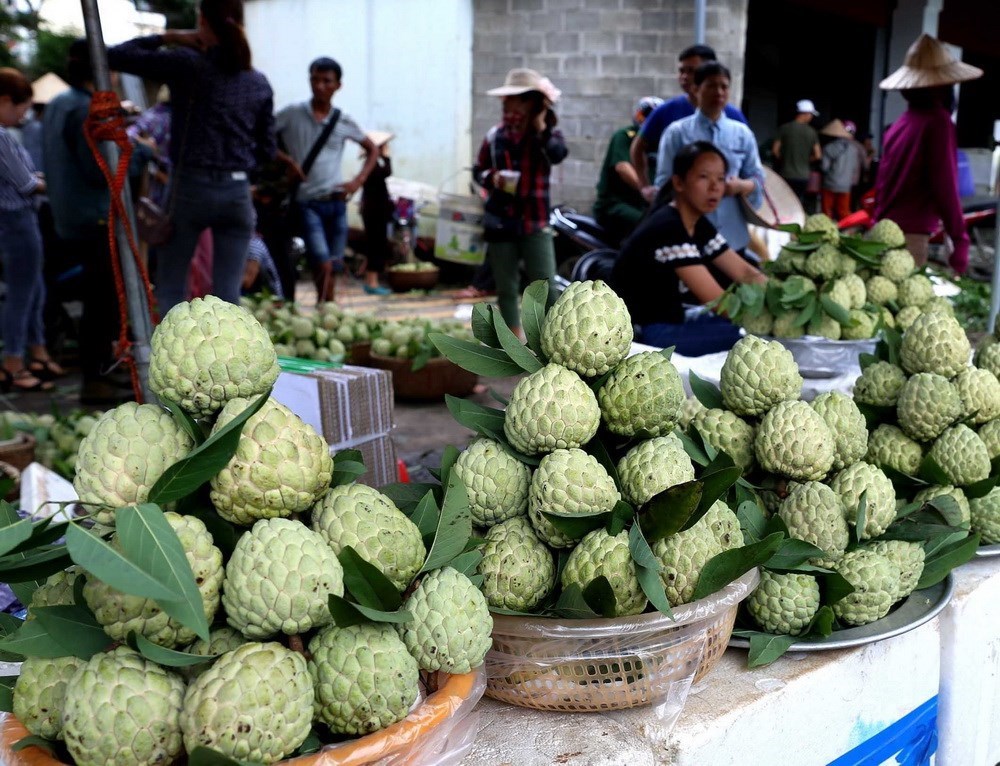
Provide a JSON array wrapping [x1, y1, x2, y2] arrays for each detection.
[[766, 336, 876, 379], [0, 668, 486, 766], [367, 353, 478, 401], [485, 569, 759, 717], [434, 192, 485, 266]]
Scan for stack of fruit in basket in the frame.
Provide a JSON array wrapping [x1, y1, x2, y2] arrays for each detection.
[[0, 410, 104, 480], [673, 330, 979, 665], [426, 281, 787, 622], [856, 311, 1000, 547], [721, 215, 953, 341], [241, 294, 382, 362], [3, 295, 491, 765], [370, 318, 475, 369]]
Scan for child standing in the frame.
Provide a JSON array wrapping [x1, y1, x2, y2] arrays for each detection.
[[359, 131, 393, 295]]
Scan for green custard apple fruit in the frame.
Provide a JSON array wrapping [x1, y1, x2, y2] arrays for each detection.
[[479, 516, 556, 610], [452, 438, 531, 527], [720, 335, 803, 417], [540, 280, 633, 377], [598, 351, 685, 438], [562, 529, 647, 616], [747, 571, 820, 636], [504, 363, 601, 455]]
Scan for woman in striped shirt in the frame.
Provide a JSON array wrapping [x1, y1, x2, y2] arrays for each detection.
[[0, 68, 60, 392]]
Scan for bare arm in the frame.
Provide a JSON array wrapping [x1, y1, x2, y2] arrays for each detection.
[[343, 136, 378, 195], [614, 161, 642, 192], [675, 250, 766, 309], [810, 141, 822, 162], [629, 133, 650, 188], [771, 138, 781, 161]]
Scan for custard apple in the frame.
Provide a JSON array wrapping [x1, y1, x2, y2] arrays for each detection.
[[956, 368, 1000, 425], [833, 549, 901, 626], [540, 280, 632, 377], [702, 501, 745, 551], [452, 438, 530, 527], [27, 569, 79, 615], [692, 408, 756, 473], [182, 627, 248, 679], [479, 516, 555, 610], [811, 392, 868, 471], [209, 396, 333, 525], [830, 461, 897, 540], [13, 656, 84, 739], [149, 295, 280, 418], [840, 274, 867, 310], [880, 249, 915, 283], [73, 403, 195, 525], [653, 508, 731, 606], [807, 313, 842, 340], [895, 305, 922, 331], [978, 343, 1000, 381], [923, 296, 955, 317], [504, 364, 600, 455], [755, 401, 835, 481], [865, 275, 898, 305], [222, 517, 344, 638], [312, 483, 426, 590], [598, 351, 684, 437], [679, 395, 707, 429], [927, 425, 991, 486], [897, 274, 934, 308], [181, 642, 313, 763], [778, 481, 849, 560], [913, 484, 971, 527], [740, 308, 774, 336], [853, 361, 906, 407], [866, 424, 923, 476], [866, 219, 905, 248], [84, 511, 223, 647], [979, 418, 1000, 460], [805, 244, 842, 280], [970, 487, 1000, 544], [720, 335, 803, 416], [896, 373, 962, 442], [841, 309, 879, 340], [864, 540, 925, 600], [826, 279, 853, 312], [617, 435, 695, 506], [747, 571, 820, 635], [401, 567, 493, 673], [900, 313, 971, 378], [62, 647, 185, 766], [528, 448, 620, 548], [804, 213, 840, 243], [772, 312, 805, 339], [309, 623, 420, 735], [562, 529, 647, 616]]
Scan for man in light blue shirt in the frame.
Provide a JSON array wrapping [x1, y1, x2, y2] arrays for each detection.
[[655, 61, 763, 255]]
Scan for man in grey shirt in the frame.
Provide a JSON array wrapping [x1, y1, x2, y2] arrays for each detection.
[[276, 56, 376, 302]]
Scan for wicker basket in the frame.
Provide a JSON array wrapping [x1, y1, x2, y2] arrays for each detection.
[[0, 668, 486, 766], [367, 353, 478, 401], [485, 568, 759, 712], [0, 433, 35, 472], [0, 461, 18, 502], [385, 267, 440, 292], [348, 341, 372, 366]]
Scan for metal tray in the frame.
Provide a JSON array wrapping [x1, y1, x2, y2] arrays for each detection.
[[975, 543, 1000, 558], [729, 575, 954, 652]]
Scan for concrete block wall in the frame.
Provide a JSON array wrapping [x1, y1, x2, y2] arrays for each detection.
[[471, 0, 749, 211]]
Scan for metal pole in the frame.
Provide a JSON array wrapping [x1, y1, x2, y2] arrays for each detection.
[[695, 0, 706, 44], [79, 0, 154, 403], [989, 198, 1000, 333]]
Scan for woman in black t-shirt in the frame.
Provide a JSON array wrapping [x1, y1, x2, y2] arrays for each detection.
[[612, 141, 765, 355]]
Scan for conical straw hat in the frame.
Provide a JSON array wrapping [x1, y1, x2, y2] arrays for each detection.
[[820, 119, 853, 140], [879, 34, 983, 90], [31, 73, 69, 104]]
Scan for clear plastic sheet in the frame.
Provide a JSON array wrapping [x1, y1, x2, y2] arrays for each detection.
[[485, 569, 759, 723], [0, 667, 486, 766], [765, 336, 876, 379]]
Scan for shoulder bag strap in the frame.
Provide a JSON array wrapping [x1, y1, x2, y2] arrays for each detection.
[[301, 107, 341, 179]]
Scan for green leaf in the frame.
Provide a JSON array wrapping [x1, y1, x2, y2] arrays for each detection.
[[606, 500, 636, 536], [490, 305, 543, 373], [963, 472, 1000, 500], [488, 387, 509, 406], [520, 280, 549, 359], [467, 573, 484, 588], [766, 538, 827, 570], [810, 605, 836, 636], [448, 549, 483, 578], [679, 428, 711, 467], [746, 631, 799, 668], [820, 294, 851, 324], [917, 454, 952, 486], [629, 524, 673, 618], [429, 333, 522, 377], [541, 509, 609, 539], [0, 518, 33, 558], [925, 495, 966, 528], [0, 676, 14, 713], [115, 505, 210, 641], [410, 350, 432, 372], [444, 395, 507, 438], [381, 482, 440, 515], [581, 576, 618, 617], [584, 436, 622, 492], [161, 398, 207, 445], [410, 490, 441, 546], [11, 735, 58, 755], [737, 500, 767, 544], [147, 391, 271, 505], [688, 370, 723, 409], [0, 547, 73, 583], [792, 296, 817, 328], [923, 530, 970, 559], [328, 594, 412, 627], [339, 546, 403, 611], [187, 745, 267, 766], [853, 490, 868, 542], [293, 731, 324, 757], [638, 481, 702, 544], [128, 632, 214, 668], [858, 352, 877, 370], [691, 532, 783, 601], [438, 445, 460, 490], [0, 614, 25, 662], [550, 583, 600, 618], [916, 533, 980, 589], [179, 504, 242, 559], [331, 449, 366, 488], [691, 453, 741, 519], [471, 303, 502, 348], [822, 572, 856, 605], [0, 605, 110, 659], [8, 519, 70, 557], [419, 472, 472, 574], [66, 523, 178, 602]]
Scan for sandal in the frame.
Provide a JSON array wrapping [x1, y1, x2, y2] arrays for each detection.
[[27, 356, 65, 381], [0, 368, 54, 393], [453, 286, 495, 301]]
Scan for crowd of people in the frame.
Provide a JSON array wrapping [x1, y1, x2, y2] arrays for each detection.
[[0, 2, 983, 403]]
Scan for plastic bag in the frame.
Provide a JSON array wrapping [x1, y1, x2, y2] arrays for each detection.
[[766, 336, 876, 379], [484, 570, 759, 727]]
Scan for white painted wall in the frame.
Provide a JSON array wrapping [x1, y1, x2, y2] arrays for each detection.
[[245, 0, 473, 190]]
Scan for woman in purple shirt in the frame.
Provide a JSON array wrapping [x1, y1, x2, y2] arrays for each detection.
[[874, 34, 983, 274]]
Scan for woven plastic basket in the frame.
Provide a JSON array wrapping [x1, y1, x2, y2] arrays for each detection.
[[0, 668, 486, 766], [485, 569, 759, 713]]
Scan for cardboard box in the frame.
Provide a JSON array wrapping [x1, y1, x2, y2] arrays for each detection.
[[335, 434, 398, 489], [273, 365, 393, 449]]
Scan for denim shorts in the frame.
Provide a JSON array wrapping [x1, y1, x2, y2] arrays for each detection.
[[299, 198, 348, 271]]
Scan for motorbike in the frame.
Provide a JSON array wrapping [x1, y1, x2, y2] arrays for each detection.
[[549, 205, 620, 285]]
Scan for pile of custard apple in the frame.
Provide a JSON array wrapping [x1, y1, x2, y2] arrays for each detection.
[[6, 295, 491, 765], [0, 410, 103, 480], [724, 215, 953, 341]]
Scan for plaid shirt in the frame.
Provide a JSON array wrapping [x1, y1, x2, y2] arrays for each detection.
[[474, 123, 567, 235]]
